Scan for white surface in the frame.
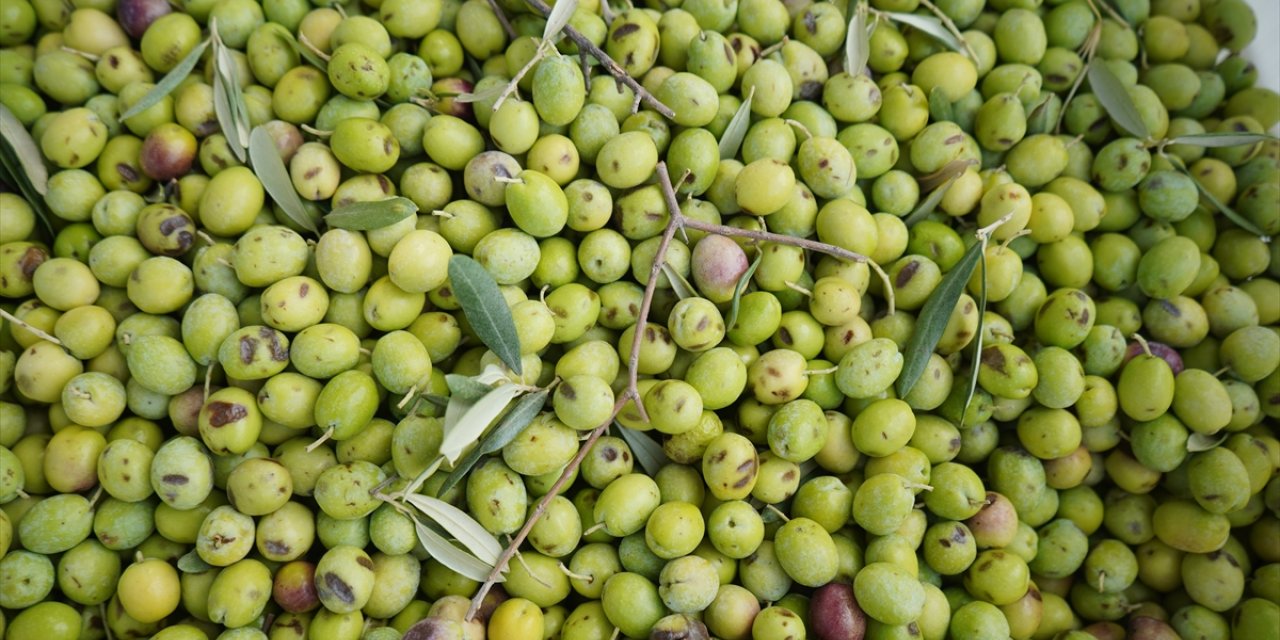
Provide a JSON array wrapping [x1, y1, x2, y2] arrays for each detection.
[[1243, 0, 1280, 94]]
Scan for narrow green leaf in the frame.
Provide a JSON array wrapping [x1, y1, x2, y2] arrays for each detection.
[[0, 144, 54, 238], [1169, 157, 1269, 237], [211, 33, 250, 162], [897, 241, 984, 398], [960, 248, 988, 421], [1087, 59, 1148, 139], [885, 12, 965, 53], [1167, 132, 1277, 148], [120, 39, 209, 121], [177, 550, 213, 573], [928, 86, 953, 124], [616, 425, 666, 476], [439, 383, 524, 463], [449, 254, 524, 375], [445, 374, 496, 403], [404, 493, 505, 564], [543, 0, 578, 42], [0, 105, 46, 195], [412, 516, 500, 582], [724, 251, 764, 329], [324, 197, 419, 230], [248, 126, 318, 234], [719, 86, 754, 160], [438, 391, 548, 496], [1187, 432, 1228, 452], [261, 23, 327, 71], [905, 159, 975, 227], [661, 261, 697, 300], [844, 3, 870, 75]]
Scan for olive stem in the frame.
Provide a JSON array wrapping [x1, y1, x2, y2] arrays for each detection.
[[492, 42, 549, 112], [522, 0, 676, 118], [804, 366, 839, 376], [0, 309, 62, 346], [783, 280, 812, 297], [1088, 0, 1131, 28], [917, 0, 980, 62], [396, 385, 418, 409], [974, 209, 1018, 243], [485, 0, 519, 40], [1055, 22, 1101, 133], [60, 46, 99, 62], [300, 125, 332, 138], [559, 562, 593, 581], [784, 119, 813, 141], [765, 504, 791, 522], [1131, 333, 1153, 357], [759, 36, 790, 59], [305, 427, 334, 453]]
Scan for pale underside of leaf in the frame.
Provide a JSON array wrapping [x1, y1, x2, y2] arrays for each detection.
[[211, 42, 251, 161], [248, 126, 318, 234], [1087, 59, 1148, 139], [1187, 432, 1228, 452], [439, 383, 525, 464], [413, 516, 502, 582], [324, 197, 419, 230], [616, 424, 666, 475], [884, 12, 965, 54], [543, 0, 579, 43], [404, 493, 505, 565], [120, 39, 210, 121], [897, 241, 984, 398], [438, 391, 549, 496], [844, 3, 870, 75], [448, 255, 525, 375], [719, 86, 755, 160]]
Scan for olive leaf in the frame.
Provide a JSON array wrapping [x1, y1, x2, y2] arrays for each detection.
[[455, 83, 507, 103], [324, 197, 419, 230], [1086, 59, 1148, 139], [438, 390, 549, 496], [1166, 132, 1278, 148], [718, 86, 754, 160], [0, 105, 46, 195], [616, 425, 667, 476], [261, 23, 327, 71], [177, 550, 213, 573], [844, 2, 870, 76], [402, 455, 445, 498], [449, 255, 524, 375], [439, 383, 526, 464], [724, 251, 764, 329], [959, 249, 988, 419], [543, 0, 579, 42], [412, 515, 501, 582], [403, 493, 505, 564], [0, 105, 54, 238], [905, 158, 976, 227], [1186, 432, 1228, 452], [248, 126, 318, 235], [445, 373, 498, 403], [119, 38, 210, 121], [884, 12, 965, 54], [211, 22, 251, 161], [897, 241, 983, 398], [661, 261, 698, 300], [1167, 155, 1269, 237]]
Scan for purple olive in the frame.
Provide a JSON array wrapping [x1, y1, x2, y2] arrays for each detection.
[[1124, 340, 1184, 374], [691, 234, 749, 303], [117, 0, 172, 38], [1128, 616, 1181, 640], [809, 583, 867, 640]]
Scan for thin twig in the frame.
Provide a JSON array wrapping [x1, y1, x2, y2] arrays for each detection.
[[918, 0, 979, 62], [486, 0, 519, 40], [523, 0, 675, 118], [0, 309, 61, 345]]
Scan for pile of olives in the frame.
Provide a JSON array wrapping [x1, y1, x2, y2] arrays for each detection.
[[0, 0, 1278, 637]]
